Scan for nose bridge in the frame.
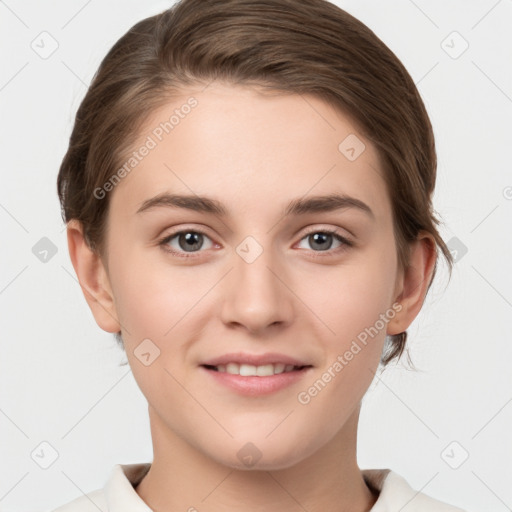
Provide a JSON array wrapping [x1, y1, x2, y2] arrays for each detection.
[[220, 234, 292, 332]]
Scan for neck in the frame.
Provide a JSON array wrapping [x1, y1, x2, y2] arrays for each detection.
[[135, 404, 378, 512]]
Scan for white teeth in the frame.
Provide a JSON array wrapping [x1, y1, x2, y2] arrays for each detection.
[[213, 362, 299, 376], [256, 364, 274, 377], [226, 363, 239, 375], [239, 364, 257, 376], [273, 363, 285, 374]]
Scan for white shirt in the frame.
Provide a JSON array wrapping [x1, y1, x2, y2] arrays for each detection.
[[50, 463, 466, 511]]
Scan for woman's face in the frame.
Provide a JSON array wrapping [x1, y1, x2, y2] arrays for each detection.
[[102, 82, 403, 469]]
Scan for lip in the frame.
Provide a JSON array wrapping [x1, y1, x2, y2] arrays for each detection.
[[200, 365, 312, 396], [201, 352, 310, 367]]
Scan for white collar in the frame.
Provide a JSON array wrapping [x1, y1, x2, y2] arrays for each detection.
[[100, 463, 464, 511]]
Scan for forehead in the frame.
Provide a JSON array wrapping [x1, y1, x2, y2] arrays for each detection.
[[109, 82, 390, 222]]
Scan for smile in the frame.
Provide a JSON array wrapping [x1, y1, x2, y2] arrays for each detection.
[[203, 363, 307, 376]]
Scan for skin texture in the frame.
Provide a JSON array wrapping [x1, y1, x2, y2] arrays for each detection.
[[67, 82, 436, 512]]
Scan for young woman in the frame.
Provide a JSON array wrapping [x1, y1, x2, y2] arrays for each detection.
[[53, 0, 465, 510]]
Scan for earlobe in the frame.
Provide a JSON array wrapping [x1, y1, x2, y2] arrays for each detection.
[[387, 232, 437, 336], [66, 220, 121, 333]]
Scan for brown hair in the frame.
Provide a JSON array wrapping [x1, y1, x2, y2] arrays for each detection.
[[57, 0, 453, 367]]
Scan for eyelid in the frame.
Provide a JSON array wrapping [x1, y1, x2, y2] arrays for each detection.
[[299, 225, 353, 242], [294, 226, 354, 256], [157, 224, 354, 258], [157, 225, 216, 258]]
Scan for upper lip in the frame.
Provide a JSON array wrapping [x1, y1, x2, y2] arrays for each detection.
[[201, 352, 311, 367]]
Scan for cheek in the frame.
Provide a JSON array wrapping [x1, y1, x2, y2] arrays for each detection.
[[303, 247, 397, 343], [108, 245, 195, 342], [293, 259, 394, 432], [110, 234, 397, 346]]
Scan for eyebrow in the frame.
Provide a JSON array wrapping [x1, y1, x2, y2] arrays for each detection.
[[136, 192, 375, 219]]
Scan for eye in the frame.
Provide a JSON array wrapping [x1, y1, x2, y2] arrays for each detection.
[[158, 229, 215, 257], [158, 227, 353, 259], [296, 228, 353, 254]]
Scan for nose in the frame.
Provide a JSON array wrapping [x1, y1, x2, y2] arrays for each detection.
[[219, 241, 294, 335]]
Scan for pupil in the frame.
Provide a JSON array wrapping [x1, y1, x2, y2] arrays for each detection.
[[310, 233, 332, 251], [179, 232, 202, 251]]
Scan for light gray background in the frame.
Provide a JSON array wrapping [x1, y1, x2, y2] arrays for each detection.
[[1, 1, 511, 511]]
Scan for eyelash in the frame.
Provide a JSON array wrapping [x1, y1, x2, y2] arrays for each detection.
[[157, 227, 354, 260]]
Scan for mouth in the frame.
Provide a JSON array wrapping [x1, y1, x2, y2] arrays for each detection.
[[201, 363, 311, 376], [199, 355, 313, 395]]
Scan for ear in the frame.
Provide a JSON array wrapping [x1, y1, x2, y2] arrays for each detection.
[[66, 219, 121, 333], [387, 231, 437, 336]]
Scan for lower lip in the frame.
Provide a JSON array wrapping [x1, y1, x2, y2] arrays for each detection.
[[200, 366, 312, 396]]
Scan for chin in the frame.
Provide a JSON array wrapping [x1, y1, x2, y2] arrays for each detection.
[[206, 437, 315, 472]]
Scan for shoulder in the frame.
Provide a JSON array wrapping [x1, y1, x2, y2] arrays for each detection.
[[363, 468, 467, 512], [48, 462, 152, 512], [48, 489, 107, 512]]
